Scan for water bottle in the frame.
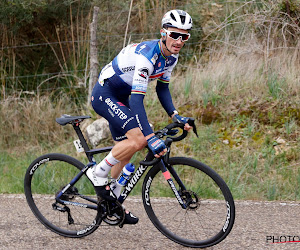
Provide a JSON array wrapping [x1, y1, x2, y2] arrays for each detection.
[[117, 163, 135, 186], [111, 163, 135, 198]]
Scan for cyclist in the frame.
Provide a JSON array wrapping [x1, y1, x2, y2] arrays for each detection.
[[88, 9, 193, 225]]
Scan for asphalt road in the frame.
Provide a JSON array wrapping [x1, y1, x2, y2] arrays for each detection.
[[0, 194, 299, 250]]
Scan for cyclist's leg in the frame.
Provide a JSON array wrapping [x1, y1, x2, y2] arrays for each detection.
[[105, 127, 146, 199], [88, 82, 141, 225], [109, 132, 144, 197], [91, 83, 146, 197], [108, 145, 140, 225], [110, 127, 146, 167], [92, 87, 146, 167], [92, 82, 147, 156]]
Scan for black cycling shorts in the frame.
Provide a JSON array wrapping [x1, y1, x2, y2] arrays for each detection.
[[91, 81, 139, 141]]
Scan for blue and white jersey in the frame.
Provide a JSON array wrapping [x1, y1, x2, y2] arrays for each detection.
[[96, 39, 179, 137], [98, 39, 178, 96]]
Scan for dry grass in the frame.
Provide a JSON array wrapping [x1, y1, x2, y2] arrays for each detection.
[[171, 45, 300, 106], [0, 94, 81, 151]]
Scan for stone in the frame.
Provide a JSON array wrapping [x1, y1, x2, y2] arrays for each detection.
[[85, 118, 110, 147]]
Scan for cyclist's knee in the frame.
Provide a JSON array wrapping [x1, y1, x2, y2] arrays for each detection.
[[136, 136, 147, 151], [126, 128, 147, 151]]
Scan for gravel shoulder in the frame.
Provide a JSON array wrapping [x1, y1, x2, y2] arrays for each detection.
[[0, 194, 299, 250]]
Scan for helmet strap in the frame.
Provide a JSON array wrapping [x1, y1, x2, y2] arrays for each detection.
[[161, 37, 172, 55]]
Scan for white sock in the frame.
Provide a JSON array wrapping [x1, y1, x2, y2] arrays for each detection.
[[95, 151, 119, 181]]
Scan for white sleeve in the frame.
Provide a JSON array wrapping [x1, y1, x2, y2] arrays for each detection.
[[131, 54, 154, 95]]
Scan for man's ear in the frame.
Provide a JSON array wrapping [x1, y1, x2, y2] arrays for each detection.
[[160, 29, 166, 37]]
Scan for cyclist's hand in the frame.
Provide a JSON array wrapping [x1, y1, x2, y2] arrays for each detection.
[[147, 135, 167, 158], [172, 114, 193, 131]]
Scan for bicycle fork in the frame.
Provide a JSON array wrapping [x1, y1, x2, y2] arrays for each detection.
[[159, 160, 187, 209]]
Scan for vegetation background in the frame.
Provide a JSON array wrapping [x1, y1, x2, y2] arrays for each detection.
[[0, 0, 299, 200]]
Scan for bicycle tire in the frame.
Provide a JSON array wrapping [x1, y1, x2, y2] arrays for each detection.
[[24, 153, 101, 238], [142, 157, 235, 248]]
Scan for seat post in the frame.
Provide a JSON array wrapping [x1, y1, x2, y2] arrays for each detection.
[[72, 123, 93, 162]]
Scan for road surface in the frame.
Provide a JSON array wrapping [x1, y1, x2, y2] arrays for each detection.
[[0, 195, 299, 249]]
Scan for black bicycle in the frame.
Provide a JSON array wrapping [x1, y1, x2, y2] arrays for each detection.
[[24, 114, 235, 248]]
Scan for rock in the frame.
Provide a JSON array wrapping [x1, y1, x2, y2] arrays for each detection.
[[85, 118, 110, 147]]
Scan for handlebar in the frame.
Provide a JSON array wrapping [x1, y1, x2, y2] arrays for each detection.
[[140, 118, 198, 166]]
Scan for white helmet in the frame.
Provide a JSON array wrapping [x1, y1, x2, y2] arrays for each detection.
[[162, 10, 193, 31]]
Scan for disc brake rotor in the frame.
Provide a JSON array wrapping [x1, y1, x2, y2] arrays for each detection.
[[181, 190, 200, 210]]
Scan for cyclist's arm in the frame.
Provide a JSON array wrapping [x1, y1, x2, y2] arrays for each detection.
[[156, 80, 176, 117], [157, 60, 192, 131], [129, 54, 154, 137], [156, 57, 178, 117]]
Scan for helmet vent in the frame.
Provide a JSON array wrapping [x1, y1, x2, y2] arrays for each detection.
[[180, 15, 186, 25], [170, 12, 176, 21]]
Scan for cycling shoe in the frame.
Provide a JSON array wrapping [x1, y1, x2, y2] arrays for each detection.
[[123, 210, 139, 225], [95, 185, 116, 202]]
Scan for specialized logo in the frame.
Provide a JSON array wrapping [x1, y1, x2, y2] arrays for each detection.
[[120, 165, 147, 200], [167, 179, 183, 205], [138, 67, 149, 79], [105, 98, 127, 120]]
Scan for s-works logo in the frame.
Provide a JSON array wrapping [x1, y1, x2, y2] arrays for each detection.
[[266, 235, 300, 244]]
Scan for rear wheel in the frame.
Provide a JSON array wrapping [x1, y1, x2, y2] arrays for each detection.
[[24, 153, 101, 237], [142, 157, 235, 248]]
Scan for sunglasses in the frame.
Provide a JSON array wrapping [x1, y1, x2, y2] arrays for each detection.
[[163, 28, 190, 42]]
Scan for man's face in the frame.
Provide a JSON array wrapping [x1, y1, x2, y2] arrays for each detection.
[[161, 27, 189, 54]]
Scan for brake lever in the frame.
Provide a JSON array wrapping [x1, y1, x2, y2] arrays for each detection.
[[188, 118, 198, 137]]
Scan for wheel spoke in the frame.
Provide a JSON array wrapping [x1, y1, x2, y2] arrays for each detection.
[[24, 154, 100, 237], [143, 157, 235, 248]]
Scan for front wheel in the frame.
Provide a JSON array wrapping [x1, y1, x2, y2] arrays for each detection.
[[142, 157, 235, 248], [24, 153, 101, 237]]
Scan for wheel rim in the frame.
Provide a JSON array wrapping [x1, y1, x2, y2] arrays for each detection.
[[26, 156, 99, 236], [144, 158, 234, 247]]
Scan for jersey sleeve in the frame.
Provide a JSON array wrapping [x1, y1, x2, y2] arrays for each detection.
[[156, 55, 178, 116], [131, 53, 154, 95], [156, 81, 176, 116], [129, 53, 154, 136]]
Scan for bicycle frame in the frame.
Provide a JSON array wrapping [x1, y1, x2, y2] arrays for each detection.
[[26, 115, 235, 246], [55, 121, 189, 210]]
